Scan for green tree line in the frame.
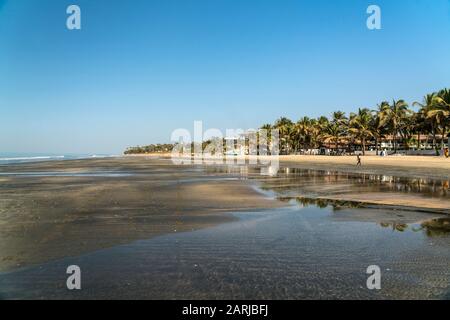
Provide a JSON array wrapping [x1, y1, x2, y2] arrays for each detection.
[[262, 88, 450, 155], [124, 144, 174, 154]]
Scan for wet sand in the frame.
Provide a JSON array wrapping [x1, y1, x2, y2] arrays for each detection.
[[1, 156, 450, 299], [161, 154, 450, 211], [279, 155, 450, 180], [259, 168, 450, 213], [1, 157, 449, 272], [1, 207, 450, 300], [159, 154, 450, 180], [0, 157, 282, 272]]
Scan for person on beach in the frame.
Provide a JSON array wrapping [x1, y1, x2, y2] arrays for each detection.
[[356, 155, 362, 166]]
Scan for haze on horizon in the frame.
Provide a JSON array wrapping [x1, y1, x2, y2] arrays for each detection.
[[1, 0, 450, 154]]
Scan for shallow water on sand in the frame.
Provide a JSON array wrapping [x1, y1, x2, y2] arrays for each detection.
[[1, 205, 450, 299], [210, 164, 450, 213], [0, 159, 450, 299], [208, 165, 450, 200]]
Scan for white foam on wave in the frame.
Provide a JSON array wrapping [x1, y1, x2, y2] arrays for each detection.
[[0, 156, 65, 161], [0, 154, 119, 164]]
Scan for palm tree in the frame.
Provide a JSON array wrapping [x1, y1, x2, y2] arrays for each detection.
[[294, 117, 311, 153], [430, 89, 450, 150], [310, 118, 326, 151], [380, 99, 411, 153], [436, 88, 450, 108], [411, 108, 428, 150], [329, 111, 348, 153], [274, 117, 294, 154], [401, 112, 418, 150], [316, 116, 330, 148], [413, 93, 439, 150], [371, 101, 389, 155], [349, 108, 374, 155], [324, 122, 344, 154], [332, 111, 347, 126]]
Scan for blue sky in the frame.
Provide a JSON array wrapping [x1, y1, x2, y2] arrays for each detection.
[[1, 0, 450, 154]]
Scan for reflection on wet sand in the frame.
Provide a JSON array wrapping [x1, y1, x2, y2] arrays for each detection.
[[290, 196, 365, 210], [251, 166, 450, 212], [259, 167, 450, 196], [379, 218, 450, 238], [418, 218, 450, 237], [205, 163, 450, 204], [380, 222, 410, 232], [280, 196, 450, 238]]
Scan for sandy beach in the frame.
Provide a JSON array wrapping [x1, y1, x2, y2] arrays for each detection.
[[0, 156, 450, 299], [1, 155, 449, 272]]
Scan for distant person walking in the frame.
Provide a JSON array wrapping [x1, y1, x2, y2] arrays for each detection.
[[356, 155, 362, 166], [445, 148, 449, 159]]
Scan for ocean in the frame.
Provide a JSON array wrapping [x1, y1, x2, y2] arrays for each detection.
[[0, 153, 119, 165]]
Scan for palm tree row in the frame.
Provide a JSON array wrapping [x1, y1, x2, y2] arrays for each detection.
[[125, 144, 174, 154], [263, 88, 450, 156]]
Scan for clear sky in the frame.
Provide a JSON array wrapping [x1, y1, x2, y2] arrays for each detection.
[[1, 0, 450, 154]]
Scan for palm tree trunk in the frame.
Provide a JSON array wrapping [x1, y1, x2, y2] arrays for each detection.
[[362, 138, 366, 156], [375, 137, 379, 155], [432, 123, 436, 149], [335, 137, 339, 154], [393, 130, 397, 153]]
